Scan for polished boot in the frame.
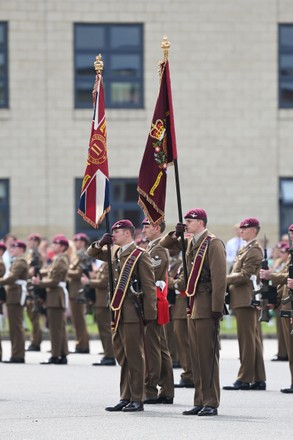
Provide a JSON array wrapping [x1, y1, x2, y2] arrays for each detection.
[[250, 381, 266, 390], [198, 406, 218, 416], [223, 380, 250, 390], [70, 348, 90, 354], [174, 379, 194, 388], [144, 396, 173, 404], [3, 357, 25, 364], [40, 356, 67, 365], [271, 355, 288, 362], [92, 357, 116, 366], [182, 405, 203, 415], [105, 400, 130, 412], [280, 385, 293, 394], [122, 401, 144, 412], [26, 345, 40, 352]]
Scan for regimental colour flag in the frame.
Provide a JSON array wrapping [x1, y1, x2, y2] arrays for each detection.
[[78, 73, 110, 228], [137, 60, 178, 225]]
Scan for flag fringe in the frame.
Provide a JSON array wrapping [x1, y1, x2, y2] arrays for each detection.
[[77, 207, 110, 229], [137, 188, 164, 226]]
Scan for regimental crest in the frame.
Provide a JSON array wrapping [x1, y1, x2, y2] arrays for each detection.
[[150, 119, 165, 141]]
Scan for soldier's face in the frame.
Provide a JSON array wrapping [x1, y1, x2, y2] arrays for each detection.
[[112, 229, 127, 246], [240, 227, 256, 242], [142, 224, 157, 241], [185, 219, 203, 235]]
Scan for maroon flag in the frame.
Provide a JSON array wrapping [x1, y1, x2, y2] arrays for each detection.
[[137, 60, 177, 225], [78, 72, 110, 228]]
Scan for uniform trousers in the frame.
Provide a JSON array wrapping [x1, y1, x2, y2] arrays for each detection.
[[165, 315, 178, 363], [47, 308, 68, 358], [234, 307, 266, 383], [276, 311, 288, 358], [7, 304, 25, 359], [69, 299, 89, 351], [26, 302, 42, 347], [113, 321, 145, 402], [145, 320, 174, 399], [173, 318, 193, 383], [281, 318, 293, 384], [94, 307, 115, 358], [188, 318, 220, 408]]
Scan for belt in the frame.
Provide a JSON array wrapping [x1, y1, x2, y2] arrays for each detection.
[[58, 281, 69, 309], [15, 280, 27, 306]]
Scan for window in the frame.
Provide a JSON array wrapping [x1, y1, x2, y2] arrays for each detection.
[[0, 179, 10, 238], [279, 178, 293, 236], [0, 22, 8, 108], [74, 23, 143, 109], [75, 178, 144, 240], [279, 24, 293, 109]]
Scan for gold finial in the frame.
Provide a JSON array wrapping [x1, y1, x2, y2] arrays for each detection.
[[94, 54, 104, 73], [161, 35, 170, 61]]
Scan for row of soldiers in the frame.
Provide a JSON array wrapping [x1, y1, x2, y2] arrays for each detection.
[[0, 210, 293, 416]]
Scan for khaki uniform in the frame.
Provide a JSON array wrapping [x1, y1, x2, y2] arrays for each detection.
[[67, 250, 90, 352], [271, 260, 293, 385], [88, 242, 157, 402], [145, 238, 174, 399], [0, 256, 28, 359], [161, 230, 226, 408], [227, 239, 265, 383], [89, 262, 115, 359], [26, 249, 43, 348], [39, 253, 69, 358]]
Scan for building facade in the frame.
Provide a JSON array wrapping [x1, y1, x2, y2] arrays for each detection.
[[1, 0, 293, 244]]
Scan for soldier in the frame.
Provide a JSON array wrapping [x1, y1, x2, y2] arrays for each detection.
[[0, 242, 7, 362], [32, 235, 70, 365], [67, 233, 90, 354], [260, 223, 293, 393], [141, 218, 174, 404], [87, 219, 157, 412], [0, 240, 28, 363], [223, 217, 266, 391], [160, 208, 226, 416], [26, 233, 44, 352], [81, 261, 116, 366]]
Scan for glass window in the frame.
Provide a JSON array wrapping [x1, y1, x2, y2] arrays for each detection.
[[279, 178, 293, 236], [75, 178, 144, 240], [279, 24, 293, 108], [0, 179, 9, 237], [74, 23, 143, 109], [0, 22, 8, 108]]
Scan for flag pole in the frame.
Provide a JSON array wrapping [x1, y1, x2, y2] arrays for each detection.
[[93, 55, 115, 308], [161, 36, 188, 284]]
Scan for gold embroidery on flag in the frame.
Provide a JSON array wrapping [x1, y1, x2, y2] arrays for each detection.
[[150, 171, 163, 196]]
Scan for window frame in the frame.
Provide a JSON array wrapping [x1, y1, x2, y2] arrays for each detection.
[[279, 24, 293, 109], [74, 23, 144, 109], [279, 177, 293, 236], [0, 179, 10, 237]]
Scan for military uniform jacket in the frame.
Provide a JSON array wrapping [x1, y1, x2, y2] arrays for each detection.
[[0, 257, 28, 304], [227, 239, 263, 309], [88, 242, 157, 323], [160, 229, 226, 319], [67, 250, 89, 300], [147, 238, 169, 283], [271, 258, 292, 312], [39, 253, 69, 308], [0, 260, 5, 278], [89, 262, 109, 308]]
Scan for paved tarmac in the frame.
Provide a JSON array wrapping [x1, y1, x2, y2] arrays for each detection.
[[0, 337, 292, 440]]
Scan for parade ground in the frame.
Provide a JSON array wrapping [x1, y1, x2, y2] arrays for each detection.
[[1, 338, 292, 440]]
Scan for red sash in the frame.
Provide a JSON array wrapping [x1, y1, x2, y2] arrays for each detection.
[[110, 248, 143, 332], [186, 235, 212, 316], [156, 277, 169, 325]]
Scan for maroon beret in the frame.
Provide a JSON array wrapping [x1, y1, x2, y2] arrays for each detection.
[[27, 233, 41, 241], [239, 218, 260, 228], [52, 234, 69, 247], [73, 233, 89, 243], [281, 243, 290, 253], [112, 219, 134, 231], [0, 242, 7, 251], [11, 240, 27, 251], [142, 217, 151, 225], [184, 208, 207, 221], [288, 224, 293, 232]]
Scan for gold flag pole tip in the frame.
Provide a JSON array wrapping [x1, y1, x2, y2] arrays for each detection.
[[161, 35, 170, 61], [94, 54, 104, 73]]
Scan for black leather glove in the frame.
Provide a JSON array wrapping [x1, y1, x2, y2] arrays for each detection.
[[211, 311, 223, 321], [98, 233, 113, 247], [175, 222, 186, 238]]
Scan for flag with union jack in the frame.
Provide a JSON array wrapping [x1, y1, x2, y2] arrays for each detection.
[[137, 59, 177, 226], [78, 71, 110, 228]]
